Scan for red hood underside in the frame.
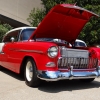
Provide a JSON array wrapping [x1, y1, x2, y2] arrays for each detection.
[[32, 4, 98, 43]]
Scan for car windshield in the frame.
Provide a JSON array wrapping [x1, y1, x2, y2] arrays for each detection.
[[20, 28, 36, 41], [75, 41, 86, 47]]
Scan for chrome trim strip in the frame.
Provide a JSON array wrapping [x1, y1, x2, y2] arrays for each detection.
[[58, 68, 96, 71], [37, 66, 100, 81], [9, 48, 44, 54]]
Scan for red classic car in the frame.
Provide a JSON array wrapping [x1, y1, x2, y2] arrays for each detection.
[[0, 4, 100, 87]]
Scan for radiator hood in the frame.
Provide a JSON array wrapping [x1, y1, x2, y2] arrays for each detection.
[[31, 4, 99, 43]]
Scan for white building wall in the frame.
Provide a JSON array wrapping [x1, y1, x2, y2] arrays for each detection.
[[0, 0, 43, 25]]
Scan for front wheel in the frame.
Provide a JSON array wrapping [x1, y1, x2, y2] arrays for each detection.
[[79, 78, 95, 83], [24, 58, 41, 87]]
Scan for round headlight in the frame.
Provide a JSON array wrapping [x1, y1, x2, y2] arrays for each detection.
[[48, 46, 58, 58]]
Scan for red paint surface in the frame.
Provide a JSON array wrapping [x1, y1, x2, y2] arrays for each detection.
[[0, 4, 99, 74]]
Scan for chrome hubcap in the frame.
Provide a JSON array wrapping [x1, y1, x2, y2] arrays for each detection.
[[26, 61, 33, 81]]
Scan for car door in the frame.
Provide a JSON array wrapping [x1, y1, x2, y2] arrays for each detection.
[[1, 30, 20, 72]]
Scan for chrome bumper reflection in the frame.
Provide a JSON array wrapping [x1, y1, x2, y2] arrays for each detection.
[[37, 66, 100, 81]]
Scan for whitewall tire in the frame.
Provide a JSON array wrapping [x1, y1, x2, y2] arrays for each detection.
[[24, 58, 41, 87]]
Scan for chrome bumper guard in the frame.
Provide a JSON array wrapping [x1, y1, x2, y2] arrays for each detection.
[[37, 66, 100, 81]]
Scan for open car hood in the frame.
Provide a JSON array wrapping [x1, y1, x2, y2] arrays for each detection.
[[32, 4, 99, 43]]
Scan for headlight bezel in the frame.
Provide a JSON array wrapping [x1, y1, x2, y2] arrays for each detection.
[[48, 46, 58, 58]]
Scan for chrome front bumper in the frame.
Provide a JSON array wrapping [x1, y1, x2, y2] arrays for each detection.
[[37, 66, 100, 81]]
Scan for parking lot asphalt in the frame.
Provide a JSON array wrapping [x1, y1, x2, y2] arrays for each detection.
[[0, 68, 100, 100]]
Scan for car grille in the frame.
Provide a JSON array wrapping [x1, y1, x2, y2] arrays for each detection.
[[58, 57, 98, 69]]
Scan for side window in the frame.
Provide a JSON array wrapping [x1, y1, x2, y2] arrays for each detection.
[[3, 30, 20, 42]]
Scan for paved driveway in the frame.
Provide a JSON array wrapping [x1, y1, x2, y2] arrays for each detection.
[[0, 68, 100, 100]]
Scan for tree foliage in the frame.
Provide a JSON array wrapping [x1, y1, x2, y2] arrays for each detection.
[[27, 0, 67, 26], [69, 0, 100, 46], [0, 23, 13, 42], [27, 8, 45, 26], [27, 0, 100, 46]]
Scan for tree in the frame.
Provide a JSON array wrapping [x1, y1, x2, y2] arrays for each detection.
[[41, 0, 67, 14], [27, 8, 45, 27], [0, 23, 13, 42], [27, 0, 100, 46], [72, 0, 100, 46], [27, 0, 67, 26], [62, 0, 100, 46]]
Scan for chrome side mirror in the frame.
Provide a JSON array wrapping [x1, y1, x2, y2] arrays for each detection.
[[10, 37, 15, 42]]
